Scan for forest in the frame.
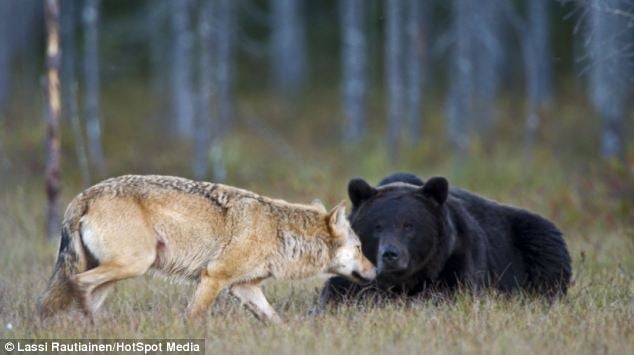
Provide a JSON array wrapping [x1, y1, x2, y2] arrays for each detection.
[[0, 0, 632, 354]]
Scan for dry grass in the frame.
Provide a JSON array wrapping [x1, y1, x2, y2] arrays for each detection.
[[0, 152, 632, 355], [0, 86, 633, 354]]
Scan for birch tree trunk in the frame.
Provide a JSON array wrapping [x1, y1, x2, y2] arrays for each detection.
[[385, 0, 404, 158], [340, 0, 367, 143], [82, 0, 105, 176], [45, 0, 62, 239], [170, 0, 195, 138]]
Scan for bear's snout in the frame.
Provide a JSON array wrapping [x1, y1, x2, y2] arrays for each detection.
[[377, 244, 409, 275], [381, 246, 400, 262]]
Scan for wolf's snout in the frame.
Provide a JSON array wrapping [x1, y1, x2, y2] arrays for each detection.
[[356, 257, 376, 283], [362, 265, 376, 281], [352, 266, 376, 284]]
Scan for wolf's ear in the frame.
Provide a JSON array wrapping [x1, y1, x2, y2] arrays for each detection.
[[328, 201, 348, 231], [311, 198, 327, 213], [419, 176, 449, 205], [348, 178, 377, 207]]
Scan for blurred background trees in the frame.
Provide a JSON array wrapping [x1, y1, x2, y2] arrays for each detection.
[[0, 0, 632, 232], [340, 0, 367, 144], [586, 0, 632, 160]]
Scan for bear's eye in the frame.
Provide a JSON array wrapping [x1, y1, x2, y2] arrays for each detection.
[[374, 224, 383, 232], [403, 223, 413, 231], [356, 245, 362, 254]]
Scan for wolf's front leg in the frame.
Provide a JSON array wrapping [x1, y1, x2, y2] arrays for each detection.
[[187, 269, 227, 318], [230, 283, 282, 324]]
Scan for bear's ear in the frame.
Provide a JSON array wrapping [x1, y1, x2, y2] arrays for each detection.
[[348, 178, 377, 207], [419, 176, 449, 205]]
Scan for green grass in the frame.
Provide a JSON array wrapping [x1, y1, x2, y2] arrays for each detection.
[[0, 85, 633, 354]]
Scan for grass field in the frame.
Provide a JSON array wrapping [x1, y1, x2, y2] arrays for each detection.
[[0, 88, 633, 354]]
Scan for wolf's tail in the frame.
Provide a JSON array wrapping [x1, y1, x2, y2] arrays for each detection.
[[37, 197, 90, 318]]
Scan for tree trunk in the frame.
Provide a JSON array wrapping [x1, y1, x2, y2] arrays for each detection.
[[170, 0, 195, 138], [0, 1, 10, 115], [44, 0, 62, 239], [523, 0, 552, 148], [471, 0, 504, 135], [82, 0, 105, 176], [148, 0, 169, 126], [446, 0, 505, 152], [0, 1, 42, 117], [271, 0, 307, 95], [194, 0, 213, 180], [61, 0, 90, 187], [385, 0, 404, 159], [587, 0, 631, 160], [195, 0, 227, 181], [215, 0, 235, 131], [340, 0, 367, 143], [404, 0, 428, 144]]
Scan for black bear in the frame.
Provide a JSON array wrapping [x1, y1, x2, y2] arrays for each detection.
[[321, 173, 571, 304]]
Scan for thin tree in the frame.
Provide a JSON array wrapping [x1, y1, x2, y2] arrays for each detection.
[[82, 0, 105, 176], [195, 0, 227, 181], [44, 0, 62, 239], [148, 0, 169, 126], [0, 1, 10, 166], [271, 0, 307, 95], [472, 0, 504, 135], [446, 0, 505, 152], [170, 0, 195, 138], [523, 0, 553, 148], [386, 0, 405, 158], [195, 0, 214, 180], [586, 0, 631, 159], [0, 1, 10, 114], [340, 0, 367, 143], [446, 0, 473, 152], [404, 0, 428, 144], [61, 0, 90, 187], [0, 1, 42, 117], [215, 0, 235, 130]]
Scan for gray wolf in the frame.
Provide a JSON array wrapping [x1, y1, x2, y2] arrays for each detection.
[[38, 175, 375, 323]]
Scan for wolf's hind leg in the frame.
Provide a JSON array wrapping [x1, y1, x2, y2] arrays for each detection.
[[72, 259, 153, 319], [187, 269, 227, 318], [90, 281, 116, 313], [230, 283, 282, 324]]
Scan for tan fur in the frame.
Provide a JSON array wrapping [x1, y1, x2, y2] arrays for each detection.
[[38, 175, 375, 323]]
